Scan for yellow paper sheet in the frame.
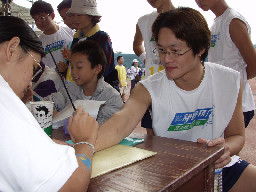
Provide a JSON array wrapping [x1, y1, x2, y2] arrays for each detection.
[[91, 144, 157, 178]]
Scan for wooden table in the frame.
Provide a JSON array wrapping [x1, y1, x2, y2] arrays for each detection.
[[52, 128, 224, 192]]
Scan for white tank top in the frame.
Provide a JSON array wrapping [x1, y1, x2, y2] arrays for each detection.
[[138, 11, 163, 77], [209, 8, 255, 112], [141, 62, 240, 142]]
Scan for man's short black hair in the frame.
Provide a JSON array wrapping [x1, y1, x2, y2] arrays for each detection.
[[71, 40, 106, 79], [57, 0, 72, 13], [152, 7, 211, 62], [30, 0, 54, 16], [117, 56, 123, 62]]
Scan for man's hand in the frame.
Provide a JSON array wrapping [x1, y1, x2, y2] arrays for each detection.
[[197, 137, 231, 168]]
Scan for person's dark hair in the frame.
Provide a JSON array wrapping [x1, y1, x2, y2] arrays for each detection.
[[91, 16, 101, 26], [152, 7, 210, 62], [0, 16, 45, 57], [71, 40, 106, 79], [30, 0, 54, 16], [117, 56, 123, 62], [57, 0, 72, 13]]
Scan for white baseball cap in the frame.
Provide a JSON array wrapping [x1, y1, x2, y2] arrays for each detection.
[[67, 0, 101, 16], [133, 59, 139, 63]]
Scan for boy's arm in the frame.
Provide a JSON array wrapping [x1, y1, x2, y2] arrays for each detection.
[[133, 24, 146, 64], [230, 18, 256, 79]]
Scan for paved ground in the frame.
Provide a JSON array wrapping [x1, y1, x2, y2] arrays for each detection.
[[127, 78, 256, 165], [240, 79, 256, 165]]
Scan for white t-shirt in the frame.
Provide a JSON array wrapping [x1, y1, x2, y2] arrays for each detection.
[[39, 26, 74, 69], [209, 8, 255, 112], [0, 75, 78, 192], [130, 66, 139, 80], [137, 11, 163, 77], [141, 62, 240, 141]]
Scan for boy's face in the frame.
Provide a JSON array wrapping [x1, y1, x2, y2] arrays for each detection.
[[59, 8, 76, 30], [195, 0, 216, 11], [71, 14, 92, 31], [118, 57, 124, 64], [71, 52, 100, 87], [157, 27, 202, 82], [32, 12, 54, 32]]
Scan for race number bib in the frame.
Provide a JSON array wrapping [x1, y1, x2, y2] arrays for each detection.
[[145, 57, 163, 77]]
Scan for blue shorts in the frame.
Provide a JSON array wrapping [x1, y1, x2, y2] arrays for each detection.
[[243, 110, 254, 128], [222, 158, 249, 192]]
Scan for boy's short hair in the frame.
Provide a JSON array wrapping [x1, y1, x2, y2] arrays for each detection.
[[57, 0, 72, 13], [152, 7, 211, 62], [117, 56, 123, 62], [71, 40, 106, 79], [30, 1, 54, 16]]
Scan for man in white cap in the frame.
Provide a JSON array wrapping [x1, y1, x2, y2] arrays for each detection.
[[67, 0, 120, 92]]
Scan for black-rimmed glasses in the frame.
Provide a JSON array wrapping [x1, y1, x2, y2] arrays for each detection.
[[153, 47, 192, 58]]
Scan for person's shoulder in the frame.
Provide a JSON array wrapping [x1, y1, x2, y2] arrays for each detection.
[[59, 26, 74, 35], [138, 11, 158, 21], [205, 62, 240, 76], [221, 8, 246, 23]]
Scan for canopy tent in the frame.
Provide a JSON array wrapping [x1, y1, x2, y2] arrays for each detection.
[[0, 1, 42, 36], [0, 1, 34, 24]]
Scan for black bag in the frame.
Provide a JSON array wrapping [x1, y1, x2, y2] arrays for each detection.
[[104, 69, 120, 92], [135, 74, 140, 82]]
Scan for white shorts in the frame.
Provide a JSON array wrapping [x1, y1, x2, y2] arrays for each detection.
[[120, 86, 128, 95]]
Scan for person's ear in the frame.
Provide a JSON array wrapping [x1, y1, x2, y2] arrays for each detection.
[[198, 48, 205, 57], [94, 64, 102, 74], [50, 12, 55, 20], [7, 37, 20, 61]]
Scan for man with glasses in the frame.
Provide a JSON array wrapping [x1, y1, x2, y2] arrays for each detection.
[[30, 0, 74, 77], [95, 8, 256, 191]]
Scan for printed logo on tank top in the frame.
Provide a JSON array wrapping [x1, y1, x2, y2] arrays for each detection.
[[168, 107, 214, 131], [210, 33, 220, 47], [150, 34, 155, 42]]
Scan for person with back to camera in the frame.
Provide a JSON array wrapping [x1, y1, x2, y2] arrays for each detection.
[[94, 7, 256, 192], [0, 16, 98, 191], [133, 0, 176, 135], [195, 0, 256, 128], [67, 0, 120, 92], [44, 40, 123, 126]]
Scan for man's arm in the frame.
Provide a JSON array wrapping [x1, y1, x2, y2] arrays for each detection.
[[230, 18, 256, 79], [133, 24, 146, 64], [198, 81, 245, 168], [224, 80, 245, 156], [95, 83, 152, 152]]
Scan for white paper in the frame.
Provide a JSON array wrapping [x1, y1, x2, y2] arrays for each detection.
[[53, 100, 105, 123]]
